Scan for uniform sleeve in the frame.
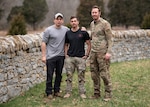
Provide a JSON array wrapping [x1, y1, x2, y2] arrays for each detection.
[[104, 22, 112, 54], [90, 22, 94, 40]]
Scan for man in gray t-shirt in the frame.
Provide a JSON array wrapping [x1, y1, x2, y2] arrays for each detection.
[[41, 13, 69, 99]]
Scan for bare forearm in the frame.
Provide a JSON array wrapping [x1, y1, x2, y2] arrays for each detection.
[[86, 40, 91, 56], [41, 42, 46, 63], [64, 43, 69, 57], [41, 42, 46, 56]]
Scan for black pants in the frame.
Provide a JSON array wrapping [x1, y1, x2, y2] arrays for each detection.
[[46, 56, 65, 96]]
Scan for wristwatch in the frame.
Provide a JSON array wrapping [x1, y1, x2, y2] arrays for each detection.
[[85, 55, 89, 57]]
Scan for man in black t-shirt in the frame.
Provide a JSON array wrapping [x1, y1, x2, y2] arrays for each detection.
[[64, 16, 91, 99]]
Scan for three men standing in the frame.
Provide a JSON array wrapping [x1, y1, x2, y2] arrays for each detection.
[[41, 5, 113, 101]]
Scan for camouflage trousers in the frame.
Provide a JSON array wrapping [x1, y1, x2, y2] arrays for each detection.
[[64, 57, 86, 94], [90, 51, 112, 97]]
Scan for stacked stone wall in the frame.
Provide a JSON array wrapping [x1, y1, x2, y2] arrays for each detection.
[[111, 30, 150, 62], [0, 30, 150, 103], [0, 34, 46, 103]]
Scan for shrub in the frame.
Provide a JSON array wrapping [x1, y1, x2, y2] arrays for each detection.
[[8, 13, 27, 35], [141, 13, 150, 29]]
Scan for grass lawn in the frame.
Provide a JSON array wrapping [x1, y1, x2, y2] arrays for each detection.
[[0, 59, 150, 107]]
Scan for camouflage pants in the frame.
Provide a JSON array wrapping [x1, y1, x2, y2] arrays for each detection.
[[64, 57, 86, 94], [90, 51, 112, 97]]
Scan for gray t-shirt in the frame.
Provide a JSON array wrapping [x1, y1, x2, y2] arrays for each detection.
[[42, 25, 69, 60]]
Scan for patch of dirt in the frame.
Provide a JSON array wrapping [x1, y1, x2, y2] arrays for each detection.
[[0, 30, 7, 36]]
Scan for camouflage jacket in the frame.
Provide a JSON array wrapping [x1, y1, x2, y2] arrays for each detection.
[[90, 17, 112, 53]]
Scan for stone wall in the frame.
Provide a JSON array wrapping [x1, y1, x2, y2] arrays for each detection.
[[0, 30, 150, 103], [111, 30, 150, 62], [0, 33, 46, 103]]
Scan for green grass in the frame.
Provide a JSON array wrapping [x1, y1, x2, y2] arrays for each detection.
[[0, 59, 150, 107]]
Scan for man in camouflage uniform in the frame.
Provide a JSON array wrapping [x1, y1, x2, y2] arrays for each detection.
[[90, 5, 112, 101]]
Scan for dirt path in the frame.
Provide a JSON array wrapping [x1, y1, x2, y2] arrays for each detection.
[[0, 30, 7, 36]]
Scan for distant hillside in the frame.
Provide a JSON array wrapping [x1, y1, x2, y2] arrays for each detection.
[[0, 0, 109, 30], [0, 0, 24, 29], [0, 0, 80, 29]]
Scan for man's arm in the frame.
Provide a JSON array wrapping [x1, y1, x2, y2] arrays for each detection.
[[41, 42, 46, 63], [85, 40, 91, 57], [105, 22, 112, 60], [82, 39, 91, 59], [64, 43, 69, 58]]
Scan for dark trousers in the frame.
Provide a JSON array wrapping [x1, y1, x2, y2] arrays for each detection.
[[46, 56, 65, 96]]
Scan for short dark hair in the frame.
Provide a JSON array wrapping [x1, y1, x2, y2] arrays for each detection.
[[92, 5, 101, 12], [70, 16, 79, 21]]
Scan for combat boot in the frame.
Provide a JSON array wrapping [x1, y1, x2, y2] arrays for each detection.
[[90, 93, 100, 99], [104, 92, 112, 101]]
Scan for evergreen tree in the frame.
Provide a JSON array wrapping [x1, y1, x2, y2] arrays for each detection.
[[108, 0, 150, 27], [8, 14, 27, 35], [76, 0, 104, 28], [0, 0, 4, 19], [141, 13, 150, 29], [22, 0, 48, 30], [108, 0, 133, 28], [0, 9, 3, 20], [136, 0, 150, 26], [7, 6, 23, 22]]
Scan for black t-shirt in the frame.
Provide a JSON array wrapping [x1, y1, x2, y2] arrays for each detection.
[[65, 29, 90, 57]]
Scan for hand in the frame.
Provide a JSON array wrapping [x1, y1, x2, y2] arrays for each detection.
[[65, 55, 69, 58], [42, 56, 46, 63], [81, 26, 87, 31], [82, 55, 88, 59], [105, 53, 111, 60]]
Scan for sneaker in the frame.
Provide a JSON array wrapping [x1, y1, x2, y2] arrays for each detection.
[[47, 94, 53, 100], [64, 93, 71, 98], [54, 92, 63, 98], [80, 94, 87, 99]]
